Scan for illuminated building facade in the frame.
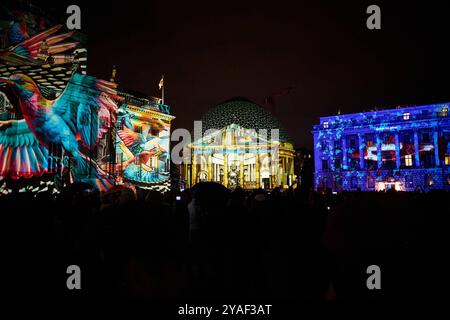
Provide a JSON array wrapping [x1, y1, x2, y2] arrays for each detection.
[[312, 103, 450, 192], [0, 72, 174, 193], [182, 98, 295, 189], [0, 3, 174, 193], [112, 91, 174, 191]]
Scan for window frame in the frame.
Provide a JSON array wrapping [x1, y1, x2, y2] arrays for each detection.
[[403, 112, 410, 120], [405, 154, 413, 167]]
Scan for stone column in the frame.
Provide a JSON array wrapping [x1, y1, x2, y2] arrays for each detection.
[[275, 154, 280, 188], [208, 154, 213, 181], [376, 133, 382, 169], [414, 129, 420, 168], [434, 129, 440, 167], [255, 153, 260, 188], [314, 133, 323, 172], [395, 132, 401, 169], [358, 133, 365, 169], [223, 154, 228, 187], [341, 136, 347, 170], [287, 157, 292, 186], [328, 140, 334, 171], [284, 157, 288, 185], [279, 156, 284, 186], [239, 156, 244, 187], [191, 154, 197, 186]]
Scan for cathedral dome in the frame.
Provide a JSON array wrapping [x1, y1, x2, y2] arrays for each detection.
[[201, 97, 291, 142]]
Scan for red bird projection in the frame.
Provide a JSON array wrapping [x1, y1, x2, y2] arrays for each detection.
[[0, 73, 122, 191]]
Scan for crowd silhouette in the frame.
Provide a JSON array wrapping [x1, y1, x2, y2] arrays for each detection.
[[0, 182, 449, 299]]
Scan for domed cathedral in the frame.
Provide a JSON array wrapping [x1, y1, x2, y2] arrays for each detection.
[[182, 97, 295, 189]]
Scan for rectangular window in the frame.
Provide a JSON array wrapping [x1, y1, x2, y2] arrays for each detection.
[[322, 160, 329, 171], [351, 177, 358, 189], [403, 112, 410, 120], [323, 121, 329, 129], [445, 154, 450, 166], [367, 176, 375, 189], [334, 140, 341, 151], [334, 158, 341, 169], [425, 174, 434, 187], [403, 134, 412, 144], [405, 175, 414, 188], [405, 154, 413, 167], [350, 158, 360, 170]]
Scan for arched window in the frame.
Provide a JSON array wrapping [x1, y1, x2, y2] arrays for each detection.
[[198, 171, 208, 182]]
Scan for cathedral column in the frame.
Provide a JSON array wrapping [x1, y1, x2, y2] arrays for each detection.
[[286, 157, 292, 186], [434, 129, 440, 167], [394, 132, 401, 169], [283, 157, 288, 186], [223, 154, 228, 187], [239, 155, 244, 187], [289, 157, 294, 186], [272, 154, 278, 188], [255, 153, 260, 188], [414, 129, 420, 168], [208, 154, 213, 181], [278, 156, 283, 187], [192, 153, 197, 186]]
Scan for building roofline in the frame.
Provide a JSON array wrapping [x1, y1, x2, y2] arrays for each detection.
[[319, 102, 449, 121]]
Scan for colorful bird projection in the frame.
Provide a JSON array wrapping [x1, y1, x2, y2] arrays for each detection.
[[0, 24, 80, 66], [0, 72, 122, 191], [115, 112, 171, 185]]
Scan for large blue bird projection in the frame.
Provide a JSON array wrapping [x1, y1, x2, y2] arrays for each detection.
[[0, 72, 122, 191]]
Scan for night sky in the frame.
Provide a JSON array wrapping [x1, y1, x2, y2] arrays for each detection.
[[39, 0, 450, 148]]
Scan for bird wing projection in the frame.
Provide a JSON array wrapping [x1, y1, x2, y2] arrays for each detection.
[[0, 73, 123, 191], [53, 73, 122, 149], [0, 119, 48, 179], [0, 25, 79, 66]]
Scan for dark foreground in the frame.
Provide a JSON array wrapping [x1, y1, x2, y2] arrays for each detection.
[[0, 184, 449, 300]]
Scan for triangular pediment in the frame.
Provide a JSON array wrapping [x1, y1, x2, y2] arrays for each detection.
[[190, 123, 278, 149]]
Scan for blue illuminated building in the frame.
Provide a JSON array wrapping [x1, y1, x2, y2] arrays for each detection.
[[312, 103, 450, 192]]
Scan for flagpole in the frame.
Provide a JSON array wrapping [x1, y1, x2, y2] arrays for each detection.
[[162, 74, 164, 105]]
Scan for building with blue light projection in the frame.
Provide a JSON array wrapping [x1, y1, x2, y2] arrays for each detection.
[[312, 103, 450, 192]]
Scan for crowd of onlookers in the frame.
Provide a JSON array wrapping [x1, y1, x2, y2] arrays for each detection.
[[0, 182, 449, 299]]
